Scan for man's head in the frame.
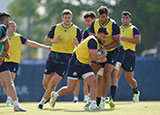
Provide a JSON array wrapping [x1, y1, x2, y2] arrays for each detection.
[[97, 28, 108, 45], [8, 21, 16, 33], [84, 11, 96, 28], [121, 11, 131, 26], [97, 6, 109, 25], [0, 12, 10, 27], [61, 9, 72, 26]]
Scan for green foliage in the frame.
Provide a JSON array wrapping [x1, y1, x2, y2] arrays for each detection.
[[8, 0, 160, 57]]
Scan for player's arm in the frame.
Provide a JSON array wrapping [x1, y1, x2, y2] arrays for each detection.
[[82, 30, 89, 41], [0, 39, 9, 57], [20, 35, 51, 50], [0, 26, 10, 58], [89, 21, 95, 35], [104, 22, 120, 50], [44, 25, 61, 44], [121, 27, 141, 44], [88, 39, 106, 61], [74, 28, 82, 46], [25, 40, 51, 50]]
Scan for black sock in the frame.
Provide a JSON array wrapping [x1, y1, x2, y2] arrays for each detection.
[[96, 97, 101, 106], [133, 87, 139, 94], [110, 85, 117, 101]]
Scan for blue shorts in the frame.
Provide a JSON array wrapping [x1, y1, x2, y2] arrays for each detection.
[[121, 49, 136, 72], [117, 46, 126, 64], [5, 62, 19, 73], [91, 61, 106, 68], [44, 51, 72, 77], [44, 60, 67, 77], [0, 61, 8, 72], [106, 48, 119, 66], [67, 54, 94, 80]]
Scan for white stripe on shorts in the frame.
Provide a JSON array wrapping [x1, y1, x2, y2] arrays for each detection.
[[82, 72, 95, 79], [68, 77, 78, 80]]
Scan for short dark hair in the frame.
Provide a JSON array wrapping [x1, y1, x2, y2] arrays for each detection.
[[97, 6, 109, 15], [121, 11, 131, 18], [98, 28, 109, 35], [0, 12, 10, 22], [62, 9, 72, 16], [84, 11, 96, 19]]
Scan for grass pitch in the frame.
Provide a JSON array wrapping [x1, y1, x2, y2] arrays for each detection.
[[0, 101, 160, 115]]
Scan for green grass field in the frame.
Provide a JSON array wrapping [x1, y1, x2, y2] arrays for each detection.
[[0, 101, 160, 115]]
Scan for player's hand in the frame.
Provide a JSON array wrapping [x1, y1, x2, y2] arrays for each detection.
[[120, 37, 128, 41], [73, 38, 79, 47], [45, 46, 52, 50], [53, 35, 61, 43], [5, 53, 10, 59]]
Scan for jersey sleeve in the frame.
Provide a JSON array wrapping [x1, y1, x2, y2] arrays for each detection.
[[133, 27, 140, 37], [20, 35, 27, 44], [76, 27, 82, 43], [47, 25, 56, 39], [82, 30, 89, 40], [89, 21, 95, 35], [112, 21, 120, 38], [0, 25, 7, 42], [88, 39, 97, 50]]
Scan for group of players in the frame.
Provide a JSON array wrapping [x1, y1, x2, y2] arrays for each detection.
[[0, 5, 141, 112], [38, 6, 141, 110]]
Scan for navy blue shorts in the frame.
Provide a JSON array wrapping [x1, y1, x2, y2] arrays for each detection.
[[44, 60, 67, 77], [91, 61, 106, 68], [121, 49, 136, 72], [0, 61, 8, 72], [44, 51, 72, 77], [106, 48, 119, 66], [117, 46, 126, 64], [5, 62, 19, 73], [67, 54, 94, 80]]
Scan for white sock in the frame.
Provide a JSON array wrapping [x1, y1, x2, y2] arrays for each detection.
[[7, 96, 11, 100], [101, 97, 106, 103], [53, 92, 59, 98], [90, 100, 96, 108], [84, 95, 89, 101], [39, 97, 47, 105], [13, 100, 20, 107], [74, 96, 78, 101]]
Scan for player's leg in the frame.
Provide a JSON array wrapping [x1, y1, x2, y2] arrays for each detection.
[[125, 71, 140, 102], [96, 68, 103, 107], [85, 74, 98, 110], [87, 62, 101, 108], [73, 79, 80, 103], [50, 78, 78, 108], [38, 73, 62, 108], [0, 70, 26, 111], [83, 79, 89, 103], [43, 73, 54, 89], [123, 50, 140, 102], [99, 63, 114, 109], [2, 71, 16, 106]]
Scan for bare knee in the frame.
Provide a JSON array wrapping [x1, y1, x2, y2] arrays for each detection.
[[88, 79, 97, 88]]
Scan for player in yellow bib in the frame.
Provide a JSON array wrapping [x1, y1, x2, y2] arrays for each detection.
[[0, 12, 26, 112], [89, 6, 120, 109], [38, 9, 82, 109], [1, 21, 51, 106], [117, 11, 141, 102], [50, 28, 108, 110], [73, 11, 96, 103]]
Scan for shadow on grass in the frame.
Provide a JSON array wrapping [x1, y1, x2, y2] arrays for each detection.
[[42, 108, 114, 112]]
